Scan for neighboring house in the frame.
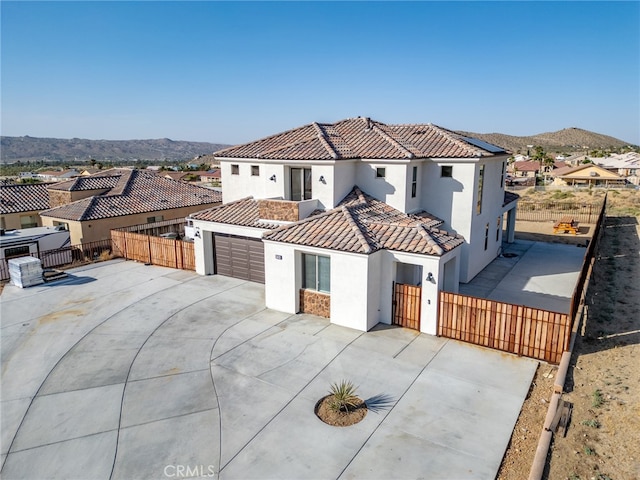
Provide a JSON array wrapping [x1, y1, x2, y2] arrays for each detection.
[[0, 183, 50, 231], [162, 172, 190, 181], [162, 171, 214, 182], [594, 152, 640, 177], [199, 169, 221, 183], [35, 169, 81, 182], [79, 168, 103, 176], [40, 168, 222, 244], [509, 160, 567, 178], [509, 160, 540, 177], [550, 164, 627, 187], [189, 117, 518, 334]]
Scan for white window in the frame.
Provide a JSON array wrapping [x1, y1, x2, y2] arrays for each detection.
[[303, 253, 330, 293], [411, 166, 418, 198], [477, 165, 485, 215], [484, 223, 489, 250]]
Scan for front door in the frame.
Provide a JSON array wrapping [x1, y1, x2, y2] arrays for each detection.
[[392, 282, 421, 330]]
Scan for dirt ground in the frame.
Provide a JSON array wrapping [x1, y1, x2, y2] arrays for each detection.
[[498, 190, 640, 480]]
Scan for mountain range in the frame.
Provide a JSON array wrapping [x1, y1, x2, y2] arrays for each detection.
[[1, 128, 635, 164], [0, 137, 230, 164], [455, 127, 634, 154]]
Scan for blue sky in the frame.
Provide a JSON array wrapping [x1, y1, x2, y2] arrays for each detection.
[[2, 1, 639, 145]]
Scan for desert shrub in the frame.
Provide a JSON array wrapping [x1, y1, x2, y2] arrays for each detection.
[[328, 380, 360, 413]]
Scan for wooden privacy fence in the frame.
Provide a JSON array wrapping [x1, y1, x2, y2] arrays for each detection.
[[516, 200, 603, 224], [438, 292, 571, 364], [111, 230, 195, 271]]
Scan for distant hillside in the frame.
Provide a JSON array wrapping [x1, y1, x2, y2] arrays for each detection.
[[455, 128, 634, 154], [0, 136, 232, 164]]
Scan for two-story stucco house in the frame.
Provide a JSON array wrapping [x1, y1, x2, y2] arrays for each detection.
[[190, 117, 518, 334]]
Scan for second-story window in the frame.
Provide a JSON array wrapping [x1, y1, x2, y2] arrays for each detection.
[[441, 166, 453, 177], [476, 165, 485, 215], [231, 164, 239, 175], [484, 223, 489, 250], [376, 167, 386, 178], [500, 161, 506, 186], [251, 165, 260, 176], [411, 166, 418, 198]]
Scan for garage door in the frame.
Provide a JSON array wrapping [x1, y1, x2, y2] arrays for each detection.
[[214, 234, 265, 284]]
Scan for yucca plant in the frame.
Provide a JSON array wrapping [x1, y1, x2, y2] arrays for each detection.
[[328, 380, 360, 413]]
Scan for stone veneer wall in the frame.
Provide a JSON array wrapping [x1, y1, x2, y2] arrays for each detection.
[[258, 199, 299, 222], [299, 289, 330, 318], [47, 190, 73, 208]]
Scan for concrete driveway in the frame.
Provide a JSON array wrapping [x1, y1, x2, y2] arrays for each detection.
[[1, 260, 537, 479]]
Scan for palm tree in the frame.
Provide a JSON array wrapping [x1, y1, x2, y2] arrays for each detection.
[[531, 146, 554, 183]]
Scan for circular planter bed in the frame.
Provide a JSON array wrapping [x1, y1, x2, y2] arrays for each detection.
[[315, 395, 367, 427]]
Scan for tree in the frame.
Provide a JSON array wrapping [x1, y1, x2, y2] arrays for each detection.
[[532, 146, 554, 169], [531, 146, 554, 184]]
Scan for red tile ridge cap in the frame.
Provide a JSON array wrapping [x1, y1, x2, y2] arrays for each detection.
[[370, 124, 415, 159], [258, 135, 321, 159], [107, 169, 133, 196], [341, 205, 373, 254], [353, 186, 367, 205], [426, 123, 485, 157], [417, 225, 444, 255], [312, 122, 339, 159]]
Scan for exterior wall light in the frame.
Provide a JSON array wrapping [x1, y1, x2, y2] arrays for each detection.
[[269, 174, 276, 182], [426, 272, 435, 283], [319, 175, 326, 184]]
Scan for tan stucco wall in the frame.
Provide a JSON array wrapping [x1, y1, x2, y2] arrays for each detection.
[[564, 165, 622, 179], [42, 203, 220, 244], [1, 211, 43, 230]]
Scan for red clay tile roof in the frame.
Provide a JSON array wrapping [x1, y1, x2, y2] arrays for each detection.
[[215, 117, 506, 161], [40, 168, 221, 221], [189, 197, 282, 229], [510, 161, 541, 172], [263, 187, 462, 256], [0, 183, 50, 214]]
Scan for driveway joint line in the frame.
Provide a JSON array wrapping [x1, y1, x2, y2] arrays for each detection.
[[217, 328, 366, 474], [120, 407, 219, 431], [108, 286, 237, 480], [7, 429, 119, 455], [392, 332, 421, 359], [1, 276, 198, 474], [336, 338, 449, 480]]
